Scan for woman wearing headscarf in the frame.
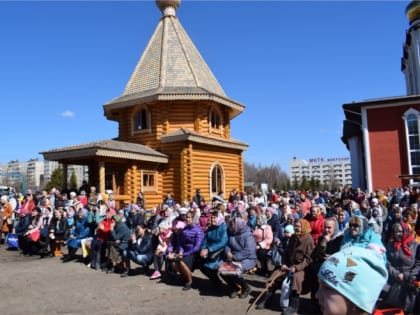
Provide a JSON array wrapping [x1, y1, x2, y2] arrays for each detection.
[[340, 215, 385, 258], [383, 221, 420, 313], [280, 218, 315, 315], [305, 204, 325, 246], [220, 216, 257, 299], [64, 208, 90, 261], [253, 214, 273, 277], [199, 210, 228, 288]]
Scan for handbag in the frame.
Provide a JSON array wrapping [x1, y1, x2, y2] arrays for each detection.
[[218, 261, 242, 276], [6, 233, 18, 249], [28, 229, 40, 242], [208, 248, 224, 261]]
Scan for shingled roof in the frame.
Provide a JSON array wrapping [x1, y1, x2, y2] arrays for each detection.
[[161, 128, 249, 151], [40, 139, 168, 163], [104, 1, 245, 119]]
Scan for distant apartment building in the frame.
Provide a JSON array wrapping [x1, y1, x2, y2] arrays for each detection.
[[27, 158, 44, 190], [0, 159, 88, 192], [43, 160, 60, 186], [289, 157, 352, 188]]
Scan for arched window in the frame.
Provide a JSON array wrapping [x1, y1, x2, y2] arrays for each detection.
[[403, 109, 420, 184], [210, 163, 224, 195], [133, 107, 150, 132]]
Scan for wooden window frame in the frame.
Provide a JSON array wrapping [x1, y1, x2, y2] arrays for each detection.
[[141, 170, 157, 192]]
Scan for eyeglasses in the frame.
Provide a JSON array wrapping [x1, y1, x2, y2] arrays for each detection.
[[349, 223, 360, 228]]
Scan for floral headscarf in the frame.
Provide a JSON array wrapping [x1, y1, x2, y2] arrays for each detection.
[[392, 222, 415, 257]]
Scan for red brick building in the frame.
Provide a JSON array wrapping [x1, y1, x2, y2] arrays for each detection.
[[342, 1, 420, 192]]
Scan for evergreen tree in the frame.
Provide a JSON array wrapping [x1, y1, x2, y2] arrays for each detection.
[[45, 167, 63, 192], [68, 171, 78, 190], [300, 175, 309, 191]]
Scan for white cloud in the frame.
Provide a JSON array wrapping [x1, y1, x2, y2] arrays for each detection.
[[60, 110, 75, 118]]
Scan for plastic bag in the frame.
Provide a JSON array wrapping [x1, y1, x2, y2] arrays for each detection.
[[280, 274, 291, 309], [6, 233, 18, 249], [270, 245, 282, 267]]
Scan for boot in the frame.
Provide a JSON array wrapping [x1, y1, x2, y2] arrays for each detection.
[[256, 291, 273, 310], [237, 277, 251, 299], [282, 296, 300, 315]]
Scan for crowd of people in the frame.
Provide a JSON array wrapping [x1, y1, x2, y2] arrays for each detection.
[[1, 184, 420, 315]]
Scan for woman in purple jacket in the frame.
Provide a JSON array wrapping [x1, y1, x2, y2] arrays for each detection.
[[167, 211, 204, 290]]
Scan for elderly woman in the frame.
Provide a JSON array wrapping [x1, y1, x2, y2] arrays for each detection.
[[199, 210, 228, 288], [64, 208, 91, 262], [340, 216, 385, 256], [220, 216, 257, 299], [253, 214, 273, 277], [281, 218, 315, 315], [383, 222, 420, 313], [305, 204, 325, 245]]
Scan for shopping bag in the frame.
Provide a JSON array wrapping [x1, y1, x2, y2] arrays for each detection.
[[280, 273, 292, 309], [6, 233, 18, 249]]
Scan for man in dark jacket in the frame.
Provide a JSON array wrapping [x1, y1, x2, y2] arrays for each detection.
[[121, 223, 153, 277], [105, 215, 131, 274]]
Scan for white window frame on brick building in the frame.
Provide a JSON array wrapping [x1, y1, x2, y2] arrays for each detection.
[[403, 108, 420, 185]]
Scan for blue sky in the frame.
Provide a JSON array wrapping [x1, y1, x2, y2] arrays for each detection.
[[0, 1, 409, 174]]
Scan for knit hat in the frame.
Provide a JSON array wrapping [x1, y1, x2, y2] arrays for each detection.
[[318, 246, 388, 313], [284, 224, 295, 234]]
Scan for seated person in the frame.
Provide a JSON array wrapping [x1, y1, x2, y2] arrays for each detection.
[[121, 223, 153, 277], [220, 216, 257, 299], [89, 207, 113, 270], [199, 210, 228, 288], [48, 208, 68, 256], [150, 221, 172, 280], [167, 212, 204, 290], [104, 215, 131, 274], [64, 208, 91, 262]]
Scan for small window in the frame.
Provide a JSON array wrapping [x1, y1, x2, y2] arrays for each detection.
[[209, 108, 222, 133], [134, 108, 150, 132], [141, 171, 157, 192]]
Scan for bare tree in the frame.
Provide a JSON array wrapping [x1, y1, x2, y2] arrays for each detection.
[[244, 162, 289, 191]]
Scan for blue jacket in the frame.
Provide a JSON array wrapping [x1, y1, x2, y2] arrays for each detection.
[[201, 223, 228, 269], [67, 216, 91, 248], [225, 224, 257, 271], [14, 214, 31, 235]]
